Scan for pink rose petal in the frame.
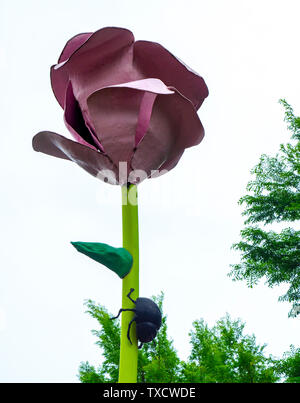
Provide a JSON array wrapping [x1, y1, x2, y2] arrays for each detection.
[[86, 78, 174, 168], [33, 131, 117, 184]]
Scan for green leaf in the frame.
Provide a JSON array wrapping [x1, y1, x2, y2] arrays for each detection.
[[71, 242, 133, 279]]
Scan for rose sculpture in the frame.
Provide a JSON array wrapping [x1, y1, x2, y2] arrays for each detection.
[[33, 27, 208, 184], [33, 27, 208, 383]]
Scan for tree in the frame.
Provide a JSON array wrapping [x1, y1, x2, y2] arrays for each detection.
[[78, 296, 280, 383], [229, 100, 300, 316], [181, 314, 278, 383], [276, 345, 300, 383]]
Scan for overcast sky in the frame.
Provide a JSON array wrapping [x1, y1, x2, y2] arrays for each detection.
[[0, 0, 299, 382]]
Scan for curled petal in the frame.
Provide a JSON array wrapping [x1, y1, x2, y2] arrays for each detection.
[[134, 40, 208, 110], [51, 32, 93, 111], [51, 27, 136, 108], [131, 89, 204, 176], [32, 131, 118, 184], [58, 32, 93, 64], [152, 150, 185, 178], [135, 92, 157, 147], [86, 78, 174, 168], [64, 82, 102, 150], [107, 78, 174, 94]]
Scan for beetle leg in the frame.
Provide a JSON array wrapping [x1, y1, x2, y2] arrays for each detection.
[[127, 288, 136, 304], [110, 308, 135, 320], [127, 316, 136, 344], [138, 342, 143, 349]]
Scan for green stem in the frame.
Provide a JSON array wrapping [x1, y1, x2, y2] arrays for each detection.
[[119, 184, 139, 383]]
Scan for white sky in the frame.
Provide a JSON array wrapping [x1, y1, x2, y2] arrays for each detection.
[[0, 0, 299, 382]]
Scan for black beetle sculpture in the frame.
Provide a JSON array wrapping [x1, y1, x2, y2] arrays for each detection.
[[111, 288, 162, 349]]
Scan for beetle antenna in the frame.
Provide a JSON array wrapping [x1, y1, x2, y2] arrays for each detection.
[[127, 288, 136, 304]]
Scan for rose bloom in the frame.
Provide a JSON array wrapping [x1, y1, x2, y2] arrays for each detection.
[[33, 27, 208, 185]]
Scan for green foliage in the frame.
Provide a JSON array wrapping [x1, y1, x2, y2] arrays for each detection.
[[78, 301, 121, 383], [276, 345, 300, 383], [279, 99, 300, 142], [181, 314, 279, 383], [230, 100, 300, 316], [78, 297, 283, 383], [78, 362, 106, 383]]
